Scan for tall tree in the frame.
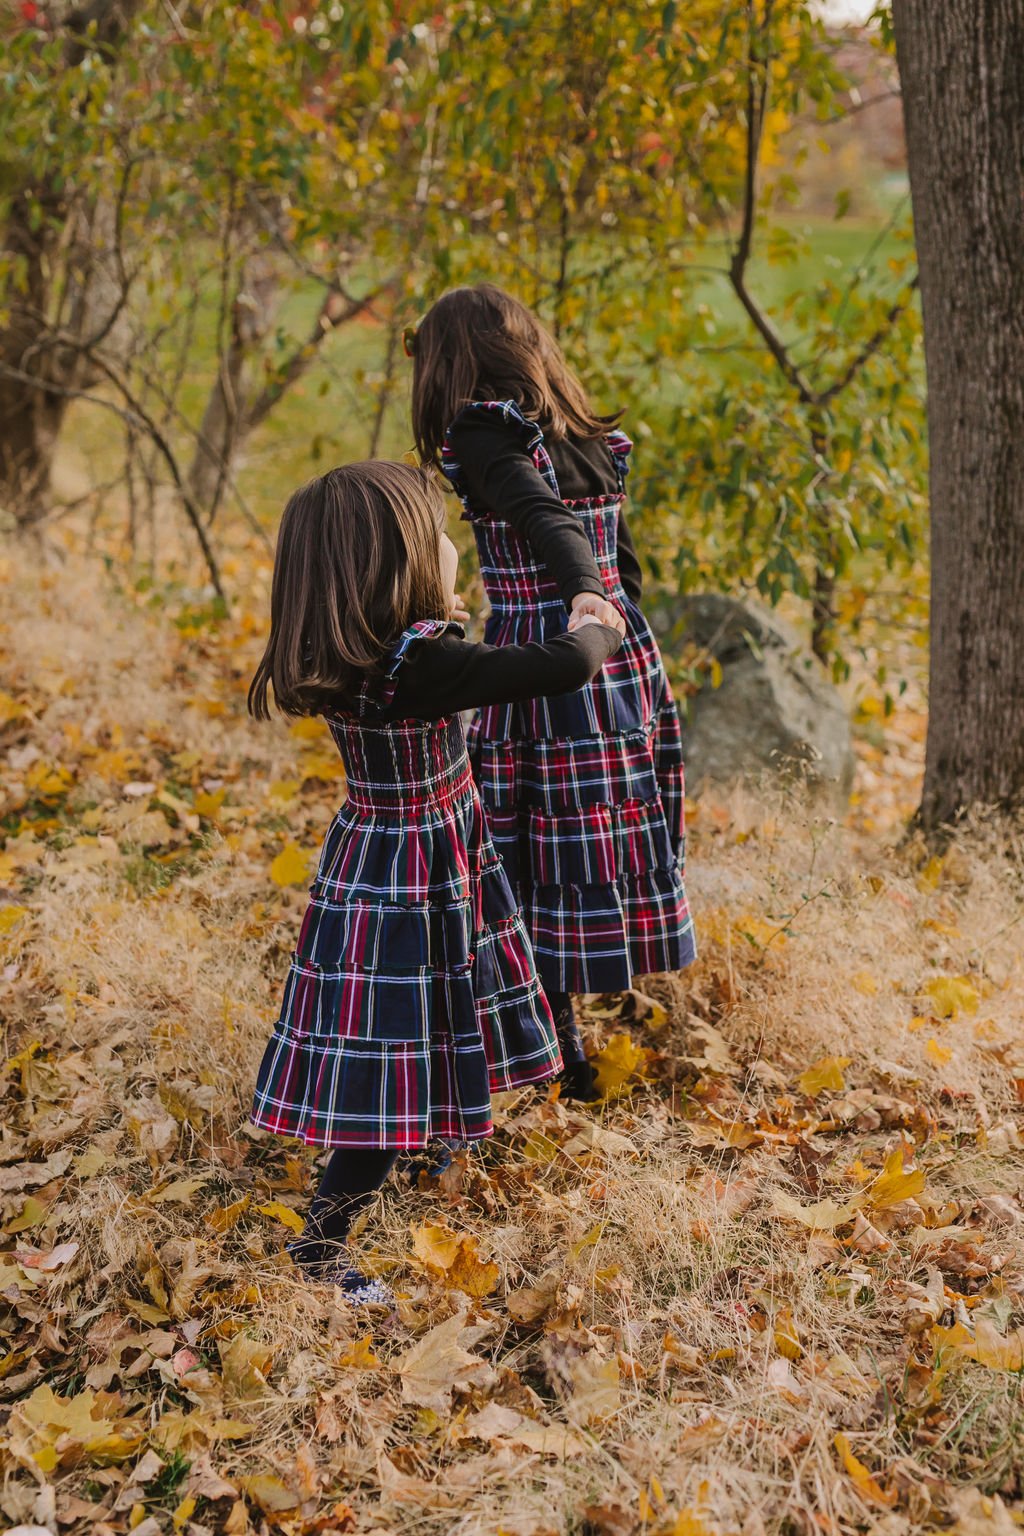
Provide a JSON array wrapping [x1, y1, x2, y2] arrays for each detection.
[[892, 0, 1024, 827]]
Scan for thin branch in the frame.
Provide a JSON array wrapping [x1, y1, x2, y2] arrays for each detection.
[[244, 281, 395, 434], [0, 358, 226, 605], [815, 275, 919, 405]]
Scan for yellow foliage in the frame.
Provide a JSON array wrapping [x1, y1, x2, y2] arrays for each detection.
[[924, 975, 979, 1019], [797, 1055, 851, 1095], [591, 1031, 647, 1100], [269, 841, 311, 887]]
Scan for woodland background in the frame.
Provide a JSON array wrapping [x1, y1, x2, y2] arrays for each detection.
[[1, 4, 1023, 1536]]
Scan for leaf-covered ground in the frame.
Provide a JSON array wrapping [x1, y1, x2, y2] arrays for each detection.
[[2, 544, 1023, 1536]]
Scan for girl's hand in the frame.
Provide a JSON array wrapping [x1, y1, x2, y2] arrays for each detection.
[[450, 594, 471, 623], [569, 592, 626, 637]]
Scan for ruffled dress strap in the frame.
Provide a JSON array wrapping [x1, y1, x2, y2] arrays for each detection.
[[441, 399, 562, 506], [359, 618, 455, 718], [604, 428, 633, 495]]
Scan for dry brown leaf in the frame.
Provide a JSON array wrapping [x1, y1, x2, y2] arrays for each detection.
[[394, 1312, 495, 1414]]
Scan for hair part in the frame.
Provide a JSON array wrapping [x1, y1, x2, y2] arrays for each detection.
[[248, 461, 449, 720], [411, 282, 621, 466]]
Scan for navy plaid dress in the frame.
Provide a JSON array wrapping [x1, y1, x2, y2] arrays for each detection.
[[442, 401, 697, 993], [251, 620, 561, 1149]]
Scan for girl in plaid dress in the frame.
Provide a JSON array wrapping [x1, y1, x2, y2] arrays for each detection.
[[248, 461, 622, 1302], [411, 284, 697, 1096]]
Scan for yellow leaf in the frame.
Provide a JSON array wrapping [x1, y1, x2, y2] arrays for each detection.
[[834, 1431, 896, 1507], [269, 842, 311, 888], [973, 1318, 1024, 1372], [917, 854, 945, 892], [772, 1189, 857, 1231], [239, 1475, 299, 1514], [570, 1221, 605, 1260], [410, 1222, 499, 1297], [267, 779, 300, 807], [773, 1303, 802, 1361], [926, 1036, 953, 1067], [206, 1195, 251, 1233], [147, 1177, 207, 1206], [7, 1196, 48, 1233], [194, 789, 226, 818], [0, 905, 29, 937], [864, 1147, 926, 1210], [924, 975, 979, 1019], [446, 1239, 500, 1299], [673, 1513, 714, 1536], [411, 1221, 461, 1272], [591, 1032, 647, 1100], [336, 1335, 381, 1370], [797, 1055, 851, 1095], [0, 689, 27, 724], [256, 1201, 304, 1234], [24, 761, 73, 798], [708, 657, 723, 690], [568, 1351, 619, 1424], [172, 1493, 197, 1530], [74, 1146, 108, 1179], [923, 918, 961, 938], [289, 717, 325, 742], [522, 1130, 560, 1162]]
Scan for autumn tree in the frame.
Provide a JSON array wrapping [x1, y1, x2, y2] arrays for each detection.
[[0, 1, 425, 587], [892, 0, 1024, 825]]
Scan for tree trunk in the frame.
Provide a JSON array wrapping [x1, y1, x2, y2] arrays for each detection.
[[0, 0, 143, 525], [893, 0, 1024, 828]]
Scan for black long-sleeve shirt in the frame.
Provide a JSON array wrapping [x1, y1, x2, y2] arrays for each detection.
[[382, 622, 621, 721], [445, 412, 644, 608]]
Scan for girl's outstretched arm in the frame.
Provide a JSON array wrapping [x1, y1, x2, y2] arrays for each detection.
[[389, 622, 622, 719]]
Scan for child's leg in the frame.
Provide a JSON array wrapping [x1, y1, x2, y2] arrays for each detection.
[[290, 1147, 398, 1275], [550, 991, 597, 1101]]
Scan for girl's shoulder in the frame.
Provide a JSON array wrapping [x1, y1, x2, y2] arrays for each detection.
[[360, 620, 462, 717]]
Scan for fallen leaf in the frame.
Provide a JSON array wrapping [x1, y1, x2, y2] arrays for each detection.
[[591, 1032, 648, 1099], [238, 1475, 299, 1514], [507, 1269, 561, 1324], [270, 842, 311, 888], [568, 1351, 619, 1424], [256, 1201, 305, 1234], [772, 1189, 857, 1231], [410, 1222, 499, 1297], [394, 1312, 494, 1414], [834, 1431, 897, 1507], [798, 1056, 852, 1096], [863, 1146, 926, 1210], [335, 1335, 381, 1371], [924, 975, 979, 1019]]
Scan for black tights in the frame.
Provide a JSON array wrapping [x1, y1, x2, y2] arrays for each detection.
[[289, 1148, 398, 1274], [550, 991, 597, 1101]]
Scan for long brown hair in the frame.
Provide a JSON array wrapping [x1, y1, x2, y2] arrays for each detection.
[[411, 282, 620, 466], [248, 461, 450, 719]]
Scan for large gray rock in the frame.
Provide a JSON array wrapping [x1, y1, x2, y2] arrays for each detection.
[[653, 594, 855, 800]]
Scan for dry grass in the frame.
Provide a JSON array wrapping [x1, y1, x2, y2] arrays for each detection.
[[2, 543, 1024, 1536]]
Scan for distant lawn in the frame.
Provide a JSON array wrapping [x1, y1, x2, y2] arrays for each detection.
[[58, 214, 914, 533]]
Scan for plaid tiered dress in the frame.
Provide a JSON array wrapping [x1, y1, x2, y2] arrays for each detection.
[[251, 620, 561, 1149], [442, 400, 697, 993]]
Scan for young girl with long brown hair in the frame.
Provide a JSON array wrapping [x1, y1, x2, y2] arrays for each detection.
[[410, 284, 696, 1096], [248, 460, 621, 1303]]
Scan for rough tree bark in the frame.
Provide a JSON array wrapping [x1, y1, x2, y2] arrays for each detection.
[[0, 0, 142, 524], [893, 0, 1024, 828]]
